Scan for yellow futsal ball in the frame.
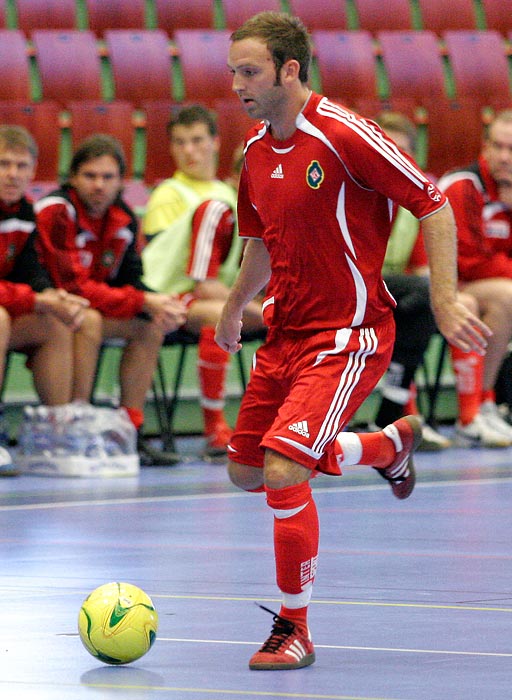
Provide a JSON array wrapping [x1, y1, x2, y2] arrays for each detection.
[[78, 582, 158, 665]]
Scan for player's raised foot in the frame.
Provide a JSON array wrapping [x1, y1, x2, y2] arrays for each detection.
[[249, 605, 315, 671], [373, 415, 422, 499]]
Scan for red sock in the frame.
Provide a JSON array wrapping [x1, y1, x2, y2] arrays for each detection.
[[123, 406, 144, 430], [449, 346, 484, 425], [481, 389, 495, 404], [405, 382, 419, 416], [358, 431, 395, 467], [265, 482, 319, 632], [198, 326, 230, 434]]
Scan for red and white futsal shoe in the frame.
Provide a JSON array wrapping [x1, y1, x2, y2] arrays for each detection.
[[249, 605, 315, 671], [373, 415, 422, 499]]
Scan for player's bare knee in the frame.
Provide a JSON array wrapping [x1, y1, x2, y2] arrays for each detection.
[[263, 449, 310, 490], [227, 461, 263, 491]]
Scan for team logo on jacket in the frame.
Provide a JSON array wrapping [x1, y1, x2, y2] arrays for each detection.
[[6, 243, 16, 261], [101, 250, 115, 268], [306, 161, 324, 189]]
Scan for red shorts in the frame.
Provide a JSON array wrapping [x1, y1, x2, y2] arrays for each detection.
[[229, 317, 395, 476]]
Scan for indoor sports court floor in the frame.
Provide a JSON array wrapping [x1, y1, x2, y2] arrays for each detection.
[[1, 436, 512, 700]]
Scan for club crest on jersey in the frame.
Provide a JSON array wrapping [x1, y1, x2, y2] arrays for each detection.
[[306, 160, 324, 189]]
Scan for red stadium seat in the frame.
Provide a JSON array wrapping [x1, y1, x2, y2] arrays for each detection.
[[312, 31, 379, 103], [105, 30, 172, 106], [0, 101, 62, 181], [0, 30, 31, 101], [214, 98, 256, 181], [288, 0, 347, 30], [378, 31, 446, 102], [482, 0, 512, 35], [443, 30, 511, 107], [85, 0, 146, 35], [354, 0, 413, 32], [352, 97, 419, 122], [422, 97, 484, 178], [32, 30, 102, 104], [222, 0, 281, 30], [417, 0, 477, 32], [67, 101, 137, 177], [153, 0, 214, 33], [16, 0, 76, 34], [173, 30, 233, 102], [141, 99, 177, 185]]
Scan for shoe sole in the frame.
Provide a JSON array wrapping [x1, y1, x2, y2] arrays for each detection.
[[249, 652, 316, 670]]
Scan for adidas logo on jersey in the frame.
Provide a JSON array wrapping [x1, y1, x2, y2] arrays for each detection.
[[288, 420, 310, 438], [271, 164, 284, 179]]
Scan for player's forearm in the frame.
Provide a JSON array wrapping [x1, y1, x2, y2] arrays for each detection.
[[226, 239, 271, 313], [421, 204, 458, 314]]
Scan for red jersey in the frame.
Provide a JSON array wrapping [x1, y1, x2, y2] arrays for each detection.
[[35, 186, 147, 319], [0, 196, 53, 318], [238, 93, 447, 333], [438, 156, 512, 281]]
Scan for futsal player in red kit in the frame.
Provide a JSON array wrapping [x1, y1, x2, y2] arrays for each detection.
[[215, 12, 490, 670]]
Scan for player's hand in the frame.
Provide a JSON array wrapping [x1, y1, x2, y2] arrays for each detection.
[[215, 314, 243, 354], [35, 288, 90, 330], [434, 299, 491, 354], [144, 293, 187, 332]]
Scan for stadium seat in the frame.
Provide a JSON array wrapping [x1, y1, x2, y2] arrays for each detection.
[[312, 31, 379, 103], [482, 0, 512, 35], [0, 1, 6, 28], [0, 101, 62, 181], [32, 30, 102, 104], [378, 31, 446, 102], [141, 99, 177, 185], [353, 0, 413, 32], [443, 30, 511, 107], [16, 0, 77, 34], [85, 0, 146, 35], [153, 0, 215, 33], [0, 30, 31, 101], [105, 30, 172, 106], [67, 101, 137, 177], [213, 98, 256, 181], [417, 0, 477, 32], [352, 96, 419, 122], [422, 97, 484, 178], [222, 0, 281, 29], [287, 0, 347, 30], [173, 30, 233, 102]]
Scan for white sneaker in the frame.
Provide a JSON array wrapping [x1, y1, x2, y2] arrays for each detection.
[[455, 412, 512, 448], [479, 401, 512, 441], [0, 445, 18, 476], [418, 423, 452, 451]]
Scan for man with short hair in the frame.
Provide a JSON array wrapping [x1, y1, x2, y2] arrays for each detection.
[[0, 124, 98, 476], [216, 11, 489, 670], [143, 104, 264, 458], [35, 134, 187, 465]]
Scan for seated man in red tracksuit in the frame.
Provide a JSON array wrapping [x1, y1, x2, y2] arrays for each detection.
[[0, 124, 99, 476], [35, 134, 187, 465]]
